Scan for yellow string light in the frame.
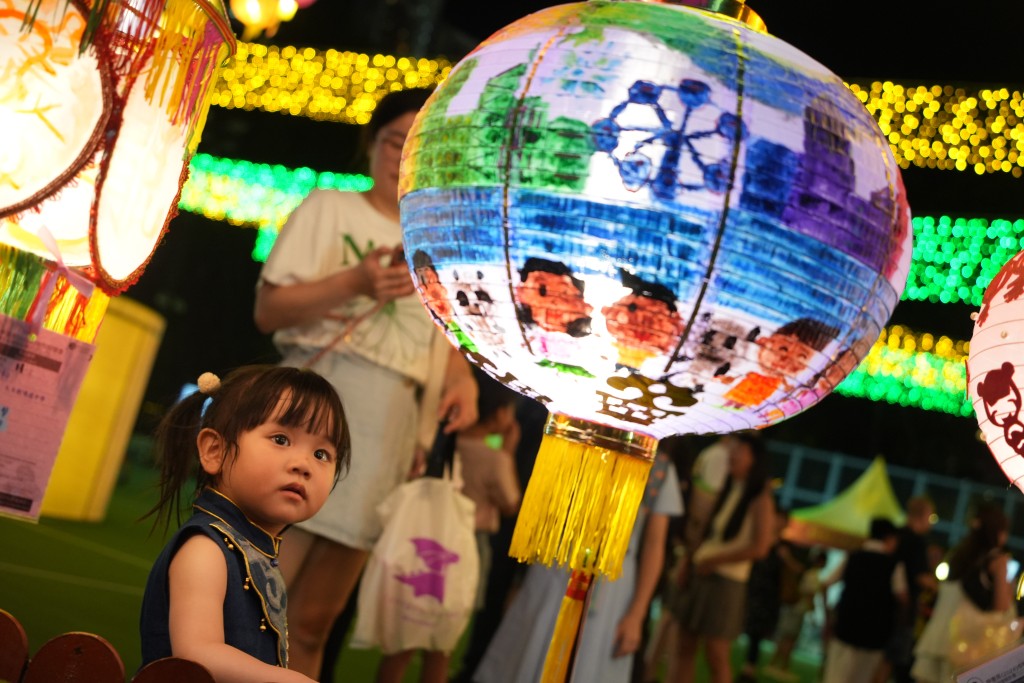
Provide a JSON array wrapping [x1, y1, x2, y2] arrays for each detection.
[[848, 82, 1024, 177], [837, 325, 971, 416], [211, 46, 1023, 176], [212, 43, 451, 123]]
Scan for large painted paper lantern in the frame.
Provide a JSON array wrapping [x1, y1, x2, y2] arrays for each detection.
[[967, 251, 1024, 492], [0, 0, 234, 521], [399, 3, 910, 673]]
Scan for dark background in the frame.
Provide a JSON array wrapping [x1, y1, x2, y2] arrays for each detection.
[[126, 0, 1024, 487]]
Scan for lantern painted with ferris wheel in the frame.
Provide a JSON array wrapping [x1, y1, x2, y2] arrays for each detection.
[[400, 0, 911, 677]]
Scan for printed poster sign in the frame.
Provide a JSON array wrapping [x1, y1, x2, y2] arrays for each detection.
[[0, 314, 94, 521]]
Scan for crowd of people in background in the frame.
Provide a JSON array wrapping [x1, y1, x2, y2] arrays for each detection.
[[138, 87, 1022, 683]]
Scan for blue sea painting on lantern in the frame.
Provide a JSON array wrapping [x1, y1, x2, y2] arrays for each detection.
[[400, 0, 911, 438]]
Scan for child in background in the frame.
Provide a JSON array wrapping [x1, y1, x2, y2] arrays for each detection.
[[455, 368, 523, 611], [766, 548, 827, 680], [374, 368, 522, 683], [139, 366, 350, 683]]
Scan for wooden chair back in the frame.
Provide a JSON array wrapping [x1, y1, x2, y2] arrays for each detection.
[[22, 632, 124, 683], [0, 609, 28, 683], [131, 656, 216, 683]]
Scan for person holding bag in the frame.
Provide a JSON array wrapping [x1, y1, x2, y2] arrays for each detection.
[[356, 368, 522, 683], [351, 417, 478, 683], [253, 88, 479, 678], [911, 502, 1018, 683]]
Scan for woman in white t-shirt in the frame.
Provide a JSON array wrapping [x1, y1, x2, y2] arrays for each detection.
[[253, 89, 478, 678], [669, 434, 774, 683]]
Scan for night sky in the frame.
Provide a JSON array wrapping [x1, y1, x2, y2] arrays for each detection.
[[128, 0, 1024, 487]]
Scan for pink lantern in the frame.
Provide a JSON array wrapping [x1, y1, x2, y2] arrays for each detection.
[[967, 250, 1024, 491]]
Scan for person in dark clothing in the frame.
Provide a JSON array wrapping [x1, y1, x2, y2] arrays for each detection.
[[823, 518, 906, 683], [875, 496, 935, 683], [736, 506, 796, 683]]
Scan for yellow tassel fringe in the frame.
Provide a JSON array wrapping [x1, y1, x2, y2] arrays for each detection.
[[540, 570, 593, 683], [143, 0, 230, 151], [510, 433, 651, 580], [145, 0, 206, 108]]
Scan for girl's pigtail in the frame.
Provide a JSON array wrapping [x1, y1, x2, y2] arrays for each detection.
[[143, 373, 221, 531]]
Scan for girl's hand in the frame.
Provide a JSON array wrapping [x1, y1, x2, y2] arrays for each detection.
[[613, 612, 644, 657], [361, 245, 416, 304], [673, 557, 689, 588]]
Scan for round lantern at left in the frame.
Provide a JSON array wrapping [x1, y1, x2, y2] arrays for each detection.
[[0, 0, 236, 294]]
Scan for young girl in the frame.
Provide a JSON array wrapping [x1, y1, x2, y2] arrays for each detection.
[[139, 366, 350, 683]]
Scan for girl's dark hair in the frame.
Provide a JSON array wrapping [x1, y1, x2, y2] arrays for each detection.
[[146, 365, 350, 530], [947, 500, 1009, 581], [709, 432, 771, 541]]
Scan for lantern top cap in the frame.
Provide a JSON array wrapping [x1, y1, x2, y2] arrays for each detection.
[[627, 0, 767, 31]]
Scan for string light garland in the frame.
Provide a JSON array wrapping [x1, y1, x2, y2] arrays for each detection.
[[848, 82, 1024, 177], [209, 43, 1023, 177], [907, 215, 1024, 306], [836, 326, 972, 417], [177, 153, 371, 232], [211, 43, 450, 123]]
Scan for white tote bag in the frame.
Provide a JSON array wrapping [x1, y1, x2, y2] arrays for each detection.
[[352, 477, 478, 654]]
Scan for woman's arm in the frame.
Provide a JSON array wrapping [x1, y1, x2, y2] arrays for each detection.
[[437, 349, 479, 432], [254, 245, 414, 333], [989, 551, 1013, 612], [168, 535, 315, 683], [614, 513, 670, 657]]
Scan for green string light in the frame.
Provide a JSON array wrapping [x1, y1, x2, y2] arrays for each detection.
[[836, 336, 972, 417], [178, 155, 1024, 302], [177, 153, 372, 260], [906, 215, 1024, 306]]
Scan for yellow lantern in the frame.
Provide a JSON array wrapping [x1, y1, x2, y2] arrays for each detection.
[[229, 0, 293, 39]]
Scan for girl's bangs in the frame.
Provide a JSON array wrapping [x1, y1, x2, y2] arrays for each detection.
[[274, 377, 347, 452]]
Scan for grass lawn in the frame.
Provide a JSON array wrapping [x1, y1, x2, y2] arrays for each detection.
[[1, 464, 823, 682]]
